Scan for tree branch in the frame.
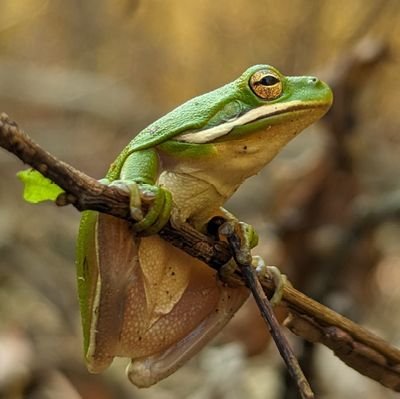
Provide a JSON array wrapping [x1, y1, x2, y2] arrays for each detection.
[[1, 113, 400, 392]]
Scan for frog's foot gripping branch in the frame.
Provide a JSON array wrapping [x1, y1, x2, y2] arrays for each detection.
[[107, 179, 172, 235], [217, 254, 288, 308], [214, 218, 287, 307]]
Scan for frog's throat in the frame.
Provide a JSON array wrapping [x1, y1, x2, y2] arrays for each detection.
[[173, 100, 325, 144]]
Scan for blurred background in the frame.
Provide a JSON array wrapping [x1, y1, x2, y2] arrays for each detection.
[[0, 0, 400, 398]]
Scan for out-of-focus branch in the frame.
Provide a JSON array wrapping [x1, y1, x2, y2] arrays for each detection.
[[1, 113, 400, 392], [0, 59, 156, 124]]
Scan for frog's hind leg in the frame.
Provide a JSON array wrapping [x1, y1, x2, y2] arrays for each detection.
[[127, 286, 249, 388], [126, 271, 249, 388]]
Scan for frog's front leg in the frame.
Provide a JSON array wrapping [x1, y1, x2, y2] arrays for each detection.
[[110, 148, 172, 235]]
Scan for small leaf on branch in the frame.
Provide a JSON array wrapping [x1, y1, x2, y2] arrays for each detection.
[[17, 169, 64, 203]]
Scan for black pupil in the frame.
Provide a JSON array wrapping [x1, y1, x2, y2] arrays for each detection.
[[260, 75, 279, 86]]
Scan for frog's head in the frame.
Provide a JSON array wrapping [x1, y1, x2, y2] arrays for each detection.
[[175, 64, 333, 146]]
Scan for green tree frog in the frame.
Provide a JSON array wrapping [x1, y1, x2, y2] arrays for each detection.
[[76, 65, 333, 387]]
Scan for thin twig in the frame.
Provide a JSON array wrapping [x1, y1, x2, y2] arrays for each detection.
[[220, 221, 314, 399]]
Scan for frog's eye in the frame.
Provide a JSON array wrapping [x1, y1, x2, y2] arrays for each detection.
[[249, 71, 283, 100]]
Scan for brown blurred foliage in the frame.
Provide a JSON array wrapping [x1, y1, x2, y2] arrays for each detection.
[[0, 1, 400, 398]]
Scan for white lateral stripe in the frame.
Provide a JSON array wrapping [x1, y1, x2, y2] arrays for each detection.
[[174, 100, 305, 144]]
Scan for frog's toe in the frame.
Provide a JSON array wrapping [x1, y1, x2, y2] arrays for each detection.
[[130, 206, 144, 222], [108, 179, 135, 194], [254, 257, 286, 306], [239, 222, 259, 249], [142, 188, 172, 235], [132, 185, 172, 234], [108, 180, 144, 221], [98, 177, 111, 185]]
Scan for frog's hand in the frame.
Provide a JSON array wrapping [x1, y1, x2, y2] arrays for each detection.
[[77, 212, 139, 372], [126, 235, 250, 388]]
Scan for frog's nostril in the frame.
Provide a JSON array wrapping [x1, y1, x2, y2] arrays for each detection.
[[309, 77, 319, 84]]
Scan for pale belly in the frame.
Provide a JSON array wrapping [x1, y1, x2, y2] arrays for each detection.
[[159, 128, 294, 220]]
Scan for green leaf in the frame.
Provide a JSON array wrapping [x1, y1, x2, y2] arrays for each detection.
[[17, 169, 64, 203]]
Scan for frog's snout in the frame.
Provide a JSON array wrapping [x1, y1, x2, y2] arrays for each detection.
[[309, 76, 333, 106]]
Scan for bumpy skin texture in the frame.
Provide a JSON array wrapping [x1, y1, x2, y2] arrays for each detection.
[[76, 64, 333, 387]]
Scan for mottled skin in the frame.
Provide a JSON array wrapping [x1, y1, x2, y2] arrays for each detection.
[[76, 65, 333, 387]]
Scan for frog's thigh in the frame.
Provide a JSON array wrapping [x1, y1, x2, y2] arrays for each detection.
[[125, 236, 249, 388]]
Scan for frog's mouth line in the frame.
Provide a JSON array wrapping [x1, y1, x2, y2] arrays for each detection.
[[242, 101, 328, 126], [174, 100, 328, 144]]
